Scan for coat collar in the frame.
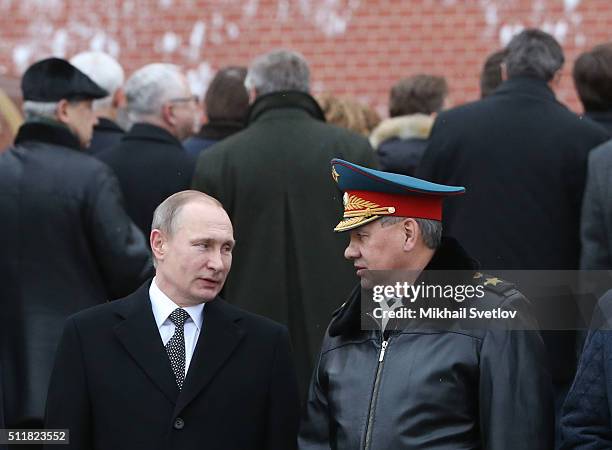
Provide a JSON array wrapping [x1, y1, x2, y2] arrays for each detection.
[[196, 120, 244, 140], [112, 280, 246, 414], [247, 91, 325, 124], [95, 117, 124, 134], [492, 77, 558, 103], [14, 121, 81, 150], [329, 237, 479, 337], [123, 122, 183, 148]]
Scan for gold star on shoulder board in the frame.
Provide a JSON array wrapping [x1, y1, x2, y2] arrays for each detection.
[[332, 166, 340, 183], [484, 277, 502, 286]]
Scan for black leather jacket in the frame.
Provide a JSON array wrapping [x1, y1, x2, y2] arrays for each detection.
[[299, 238, 554, 450]]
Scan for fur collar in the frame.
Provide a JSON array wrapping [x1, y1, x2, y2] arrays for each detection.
[[369, 114, 434, 150]]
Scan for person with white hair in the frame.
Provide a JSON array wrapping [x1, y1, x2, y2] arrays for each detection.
[[98, 63, 198, 236], [192, 49, 376, 398], [70, 51, 127, 155]]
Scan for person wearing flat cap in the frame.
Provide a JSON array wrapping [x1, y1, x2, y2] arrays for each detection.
[[298, 160, 554, 450], [0, 57, 151, 446]]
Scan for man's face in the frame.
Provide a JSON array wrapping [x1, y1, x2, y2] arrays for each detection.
[[62, 100, 98, 148], [167, 76, 200, 141], [344, 219, 408, 286], [154, 201, 234, 305]]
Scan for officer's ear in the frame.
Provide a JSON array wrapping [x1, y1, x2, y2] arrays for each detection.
[[402, 218, 418, 252], [150, 229, 167, 262]]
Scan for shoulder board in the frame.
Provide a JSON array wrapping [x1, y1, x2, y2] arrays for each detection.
[[472, 272, 516, 296]]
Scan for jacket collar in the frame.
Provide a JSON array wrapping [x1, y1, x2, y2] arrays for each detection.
[[123, 122, 183, 148], [113, 280, 246, 415], [14, 121, 81, 150], [492, 77, 558, 103], [196, 120, 244, 140], [329, 237, 478, 337], [95, 117, 124, 133], [247, 91, 325, 124]]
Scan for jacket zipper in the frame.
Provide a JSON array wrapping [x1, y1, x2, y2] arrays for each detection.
[[363, 337, 389, 450]]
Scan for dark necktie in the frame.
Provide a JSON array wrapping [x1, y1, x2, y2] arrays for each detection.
[[166, 308, 190, 389]]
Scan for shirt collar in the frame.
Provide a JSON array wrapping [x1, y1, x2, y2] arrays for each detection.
[[149, 278, 205, 331]]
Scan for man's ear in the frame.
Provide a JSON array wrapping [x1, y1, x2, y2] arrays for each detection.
[[402, 218, 418, 252], [112, 88, 127, 109], [55, 99, 70, 124], [549, 70, 562, 90], [161, 102, 176, 127], [150, 229, 166, 262]]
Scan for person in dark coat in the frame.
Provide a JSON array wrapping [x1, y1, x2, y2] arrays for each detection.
[[573, 42, 612, 135], [70, 51, 127, 155], [561, 290, 612, 448], [183, 66, 248, 157], [192, 49, 376, 397], [369, 74, 448, 176], [581, 140, 612, 269], [299, 159, 553, 450], [99, 63, 197, 237], [0, 58, 151, 445], [480, 49, 507, 98], [416, 30, 609, 428], [45, 191, 300, 450]]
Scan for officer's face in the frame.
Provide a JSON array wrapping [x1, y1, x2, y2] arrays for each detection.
[[344, 219, 409, 286], [152, 201, 234, 306], [62, 99, 98, 148]]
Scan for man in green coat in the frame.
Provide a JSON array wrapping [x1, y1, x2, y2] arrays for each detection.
[[192, 49, 376, 395]]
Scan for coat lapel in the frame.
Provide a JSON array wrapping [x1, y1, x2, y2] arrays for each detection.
[[113, 283, 179, 404], [174, 298, 245, 415]]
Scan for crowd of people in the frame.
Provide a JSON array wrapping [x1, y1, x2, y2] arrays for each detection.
[[2, 27, 612, 449]]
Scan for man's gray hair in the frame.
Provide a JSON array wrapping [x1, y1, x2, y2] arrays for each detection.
[[22, 101, 59, 120], [379, 216, 442, 249], [245, 49, 310, 96], [124, 63, 186, 123], [505, 28, 564, 82], [70, 51, 125, 111]]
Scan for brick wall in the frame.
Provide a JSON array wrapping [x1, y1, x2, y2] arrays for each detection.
[[1, 0, 611, 121]]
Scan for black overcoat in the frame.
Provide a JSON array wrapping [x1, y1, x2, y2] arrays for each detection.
[[192, 91, 377, 395], [44, 281, 300, 450], [0, 122, 151, 429], [418, 77, 609, 270], [417, 77, 610, 385], [98, 123, 196, 236]]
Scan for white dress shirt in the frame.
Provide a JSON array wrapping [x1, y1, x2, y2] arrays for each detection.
[[149, 278, 204, 376]]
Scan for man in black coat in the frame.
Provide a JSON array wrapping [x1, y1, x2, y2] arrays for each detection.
[[573, 43, 612, 135], [183, 66, 248, 157], [417, 29, 609, 426], [45, 191, 300, 450], [99, 63, 197, 236], [70, 51, 127, 155], [0, 58, 151, 446]]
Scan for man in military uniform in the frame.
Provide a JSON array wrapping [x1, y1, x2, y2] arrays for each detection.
[[298, 159, 554, 449]]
